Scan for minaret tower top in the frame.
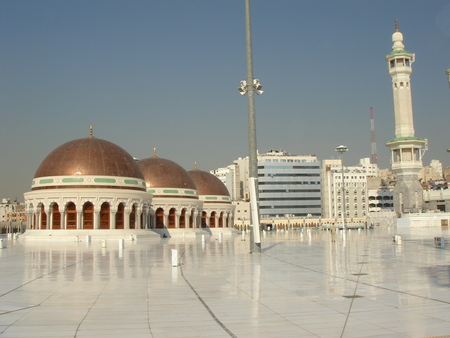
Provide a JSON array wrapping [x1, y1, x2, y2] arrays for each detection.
[[392, 19, 405, 51], [385, 19, 416, 138]]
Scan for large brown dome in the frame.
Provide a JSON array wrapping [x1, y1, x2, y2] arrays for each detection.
[[137, 156, 197, 190], [188, 169, 230, 197], [34, 136, 144, 180]]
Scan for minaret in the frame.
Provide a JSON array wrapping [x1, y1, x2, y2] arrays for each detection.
[[385, 20, 426, 216]]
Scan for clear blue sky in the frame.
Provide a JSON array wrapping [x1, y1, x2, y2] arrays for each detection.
[[1, 1, 449, 201]]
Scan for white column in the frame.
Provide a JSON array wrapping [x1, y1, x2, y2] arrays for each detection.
[[60, 211, 66, 230], [124, 210, 130, 229], [76, 207, 83, 230], [175, 210, 180, 229], [48, 207, 53, 230], [37, 210, 41, 230], [111, 211, 117, 229], [94, 207, 101, 229], [149, 210, 155, 229], [136, 206, 142, 229]]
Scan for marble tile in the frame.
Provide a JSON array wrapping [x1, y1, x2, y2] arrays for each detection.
[[1, 227, 450, 337]]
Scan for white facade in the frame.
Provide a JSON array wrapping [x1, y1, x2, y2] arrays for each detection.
[[359, 158, 379, 177], [210, 163, 241, 201], [212, 150, 322, 218], [430, 160, 443, 179], [321, 160, 368, 220]]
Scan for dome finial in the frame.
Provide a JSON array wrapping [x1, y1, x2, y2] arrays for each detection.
[[395, 18, 399, 32], [89, 124, 94, 138], [153, 147, 157, 158], [194, 162, 197, 170]]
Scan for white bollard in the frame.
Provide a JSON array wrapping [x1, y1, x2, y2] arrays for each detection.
[[392, 235, 402, 244], [119, 239, 125, 249], [86, 235, 91, 243], [435, 237, 445, 248], [202, 235, 205, 243], [130, 235, 134, 241], [0, 239, 6, 249], [219, 233, 223, 243], [171, 249, 178, 267], [241, 231, 246, 241], [75, 236, 79, 242], [102, 239, 107, 248]]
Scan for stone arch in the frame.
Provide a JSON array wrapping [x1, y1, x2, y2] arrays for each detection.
[[66, 202, 77, 229], [129, 204, 136, 229], [168, 208, 176, 228], [156, 208, 164, 229], [179, 208, 186, 228], [100, 202, 110, 229], [51, 202, 61, 229], [210, 211, 216, 228], [189, 209, 194, 228], [218, 212, 224, 228], [201, 211, 207, 228], [39, 203, 47, 230], [83, 202, 94, 229], [116, 203, 125, 229]]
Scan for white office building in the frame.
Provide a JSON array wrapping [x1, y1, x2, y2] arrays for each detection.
[[321, 159, 368, 220], [212, 150, 322, 219]]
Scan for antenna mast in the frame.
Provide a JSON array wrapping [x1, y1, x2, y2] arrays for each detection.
[[370, 107, 378, 165]]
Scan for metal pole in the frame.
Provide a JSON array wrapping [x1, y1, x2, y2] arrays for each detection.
[[340, 158, 346, 230], [244, 0, 261, 253]]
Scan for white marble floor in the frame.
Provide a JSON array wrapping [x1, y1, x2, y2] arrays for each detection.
[[1, 226, 450, 338]]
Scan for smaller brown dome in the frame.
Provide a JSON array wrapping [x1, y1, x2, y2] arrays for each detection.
[[137, 157, 197, 190], [188, 169, 230, 197]]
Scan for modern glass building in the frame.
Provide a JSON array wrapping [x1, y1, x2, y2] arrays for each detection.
[[257, 150, 321, 218]]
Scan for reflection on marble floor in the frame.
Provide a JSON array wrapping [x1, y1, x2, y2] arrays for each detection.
[[1, 227, 450, 337]]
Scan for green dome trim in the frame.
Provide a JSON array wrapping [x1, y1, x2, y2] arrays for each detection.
[[387, 136, 425, 143]]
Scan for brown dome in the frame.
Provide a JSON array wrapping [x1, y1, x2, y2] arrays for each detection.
[[188, 169, 230, 197], [34, 136, 144, 180], [137, 157, 197, 190]]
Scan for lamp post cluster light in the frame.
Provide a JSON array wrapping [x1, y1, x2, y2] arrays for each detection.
[[336, 145, 348, 230]]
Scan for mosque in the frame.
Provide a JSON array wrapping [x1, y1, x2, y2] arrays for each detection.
[[23, 126, 235, 238]]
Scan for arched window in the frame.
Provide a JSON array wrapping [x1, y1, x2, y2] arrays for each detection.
[[156, 208, 164, 229], [83, 202, 94, 229], [66, 202, 77, 229], [116, 203, 124, 229], [189, 209, 194, 228], [129, 204, 136, 229], [210, 211, 216, 228], [52, 203, 61, 229], [201, 211, 207, 228], [168, 208, 176, 228], [100, 202, 110, 229], [40, 204, 47, 230], [179, 209, 186, 228]]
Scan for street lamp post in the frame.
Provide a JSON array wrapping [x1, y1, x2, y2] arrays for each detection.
[[238, 0, 263, 253], [336, 145, 348, 230]]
